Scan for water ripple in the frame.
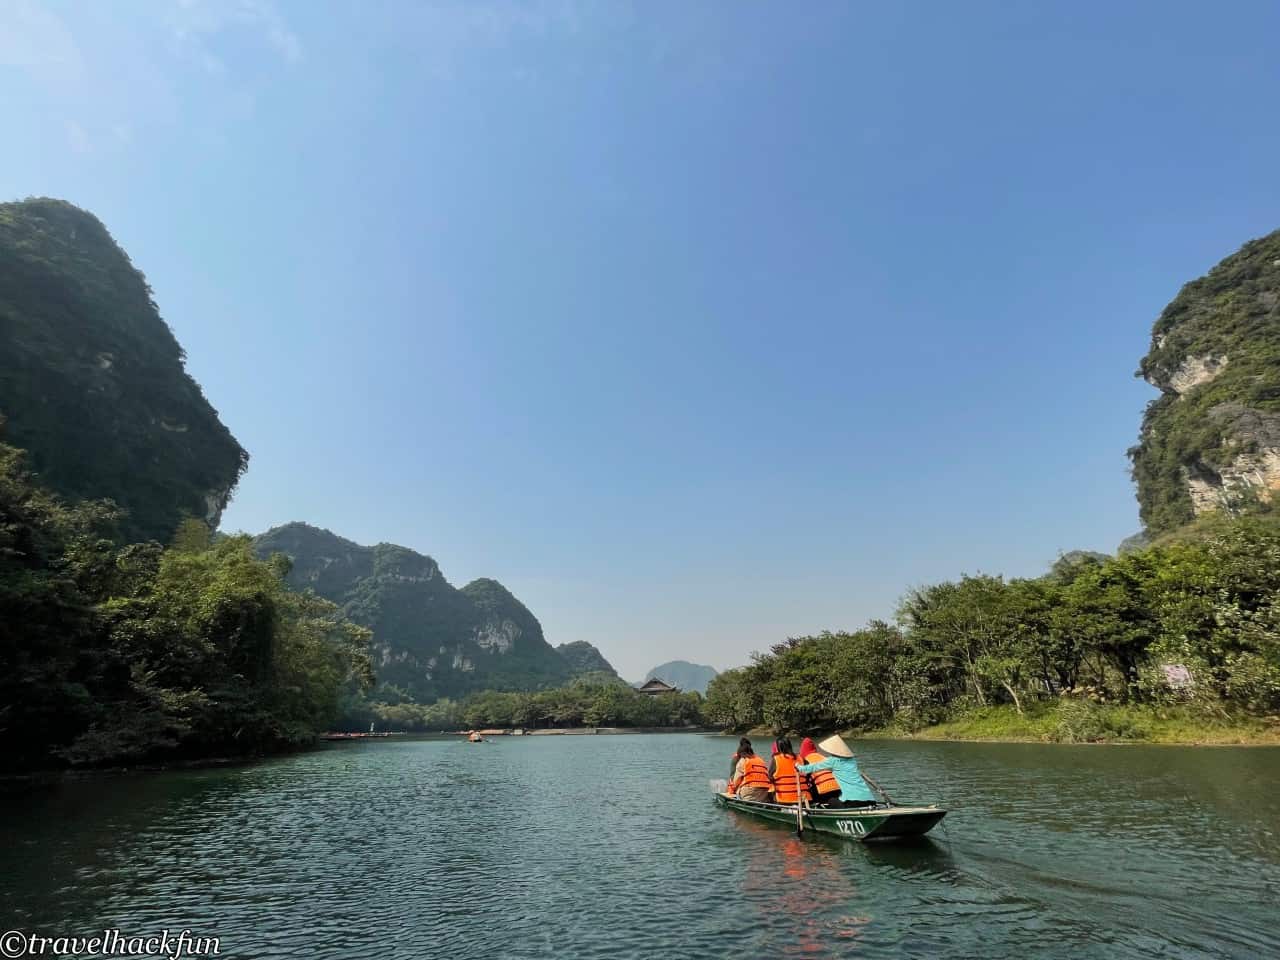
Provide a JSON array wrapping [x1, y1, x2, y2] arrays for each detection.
[[1, 736, 1278, 959]]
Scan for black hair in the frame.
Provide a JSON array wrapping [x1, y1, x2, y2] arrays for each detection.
[[737, 740, 755, 757], [775, 737, 794, 756]]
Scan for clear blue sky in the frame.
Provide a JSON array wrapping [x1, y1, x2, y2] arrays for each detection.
[[4, 2, 1279, 679]]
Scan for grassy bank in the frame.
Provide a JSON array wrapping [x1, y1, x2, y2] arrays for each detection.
[[858, 702, 1280, 746]]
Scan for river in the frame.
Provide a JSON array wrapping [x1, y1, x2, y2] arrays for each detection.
[[1, 735, 1277, 959]]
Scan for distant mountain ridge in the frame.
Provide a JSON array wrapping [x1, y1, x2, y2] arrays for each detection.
[[253, 522, 573, 701], [556, 641, 620, 680], [0, 198, 247, 542], [644, 660, 718, 696]]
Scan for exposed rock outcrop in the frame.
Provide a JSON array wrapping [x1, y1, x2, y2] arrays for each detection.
[[1159, 354, 1229, 395]]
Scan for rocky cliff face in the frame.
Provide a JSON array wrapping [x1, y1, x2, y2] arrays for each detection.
[[253, 522, 573, 700], [0, 198, 247, 542], [1130, 229, 1280, 534]]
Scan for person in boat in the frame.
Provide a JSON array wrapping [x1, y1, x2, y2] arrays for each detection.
[[796, 735, 879, 808], [766, 739, 780, 778], [726, 740, 773, 802], [770, 737, 812, 807], [728, 737, 753, 781], [467, 731, 483, 743], [797, 737, 843, 807]]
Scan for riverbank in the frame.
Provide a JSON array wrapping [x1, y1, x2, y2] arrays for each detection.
[[857, 703, 1280, 746]]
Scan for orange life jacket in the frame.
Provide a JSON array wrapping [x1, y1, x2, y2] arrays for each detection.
[[730, 755, 772, 793], [772, 754, 812, 804], [803, 751, 840, 796]]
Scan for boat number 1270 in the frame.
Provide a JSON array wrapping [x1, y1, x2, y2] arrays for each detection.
[[836, 819, 867, 837]]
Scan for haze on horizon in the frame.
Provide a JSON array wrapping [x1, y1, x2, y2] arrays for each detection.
[[4, 1, 1279, 680]]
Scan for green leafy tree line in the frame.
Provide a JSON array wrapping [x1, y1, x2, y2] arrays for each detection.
[[342, 676, 704, 732], [0, 442, 373, 771], [704, 517, 1280, 735]]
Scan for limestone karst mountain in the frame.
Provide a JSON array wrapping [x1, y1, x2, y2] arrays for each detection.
[[1130, 229, 1280, 534], [253, 522, 574, 700], [0, 198, 247, 542]]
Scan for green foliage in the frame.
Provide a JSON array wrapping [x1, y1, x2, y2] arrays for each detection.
[[715, 518, 1280, 736], [869, 701, 1277, 745], [0, 199, 248, 543], [343, 680, 701, 732], [0, 443, 372, 770], [0, 443, 127, 768], [1045, 550, 1109, 584], [348, 677, 702, 732], [1052, 699, 1117, 743]]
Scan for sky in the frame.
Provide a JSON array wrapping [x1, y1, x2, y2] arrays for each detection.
[[3, 1, 1280, 680]]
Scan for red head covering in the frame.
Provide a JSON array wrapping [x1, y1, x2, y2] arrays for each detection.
[[771, 741, 780, 755], [799, 737, 818, 757]]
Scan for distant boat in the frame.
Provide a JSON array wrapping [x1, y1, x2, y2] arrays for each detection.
[[319, 732, 392, 741], [713, 788, 946, 841]]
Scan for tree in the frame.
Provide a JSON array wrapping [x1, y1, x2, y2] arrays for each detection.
[[0, 441, 376, 770]]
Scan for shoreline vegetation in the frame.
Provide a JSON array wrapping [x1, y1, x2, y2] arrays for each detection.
[[343, 678, 706, 734], [858, 703, 1280, 746], [0, 441, 377, 775], [710, 514, 1280, 749], [743, 705, 1280, 747]]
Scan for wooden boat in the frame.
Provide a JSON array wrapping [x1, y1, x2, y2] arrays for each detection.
[[714, 791, 947, 841]]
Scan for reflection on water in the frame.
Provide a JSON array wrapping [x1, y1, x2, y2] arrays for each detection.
[[731, 816, 871, 956], [0, 736, 1277, 959]]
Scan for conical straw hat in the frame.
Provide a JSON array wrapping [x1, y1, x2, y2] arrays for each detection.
[[818, 735, 853, 758]]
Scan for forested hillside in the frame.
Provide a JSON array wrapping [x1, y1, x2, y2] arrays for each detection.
[[0, 198, 247, 543], [253, 522, 574, 702], [556, 641, 620, 680]]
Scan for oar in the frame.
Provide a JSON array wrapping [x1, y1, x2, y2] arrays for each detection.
[[862, 772, 895, 806], [794, 768, 805, 835]]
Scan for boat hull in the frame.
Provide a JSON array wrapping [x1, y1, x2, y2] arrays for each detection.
[[714, 793, 946, 841]]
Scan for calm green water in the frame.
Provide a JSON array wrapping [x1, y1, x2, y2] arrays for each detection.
[[2, 735, 1278, 959]]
